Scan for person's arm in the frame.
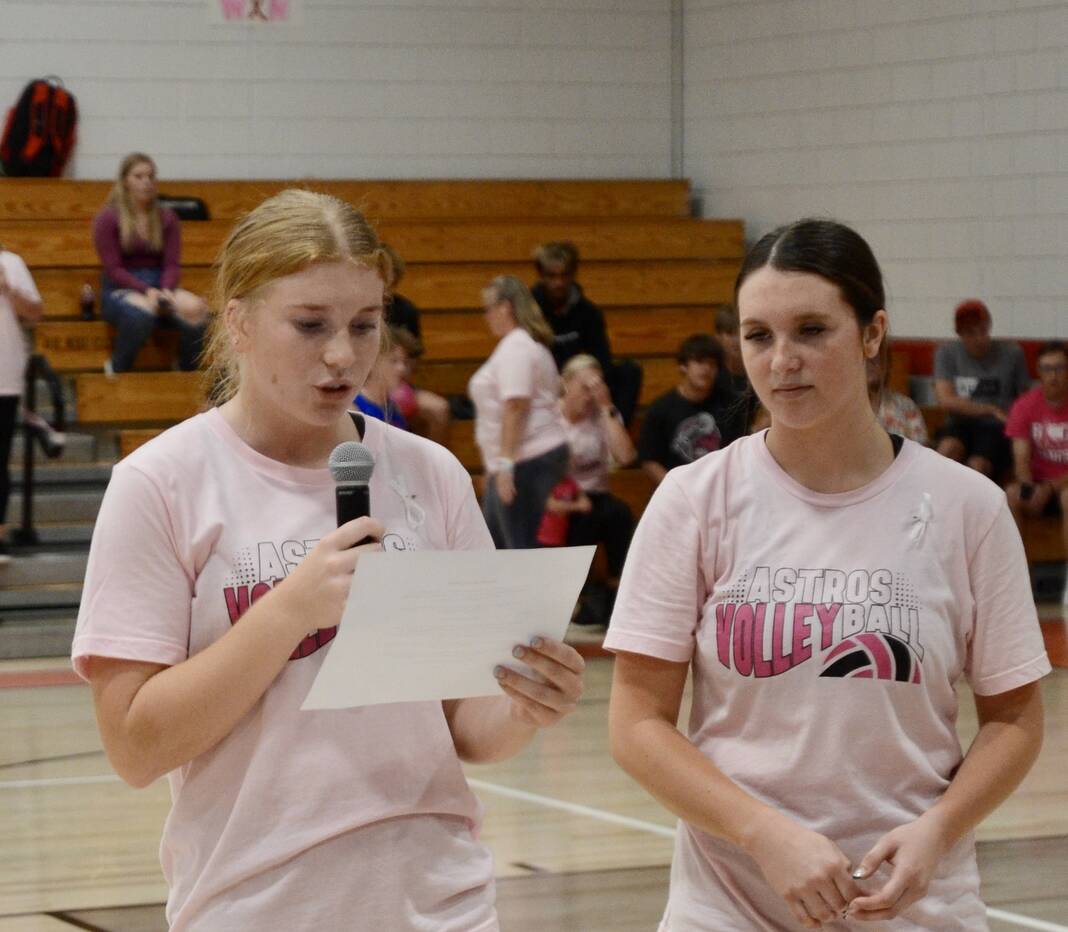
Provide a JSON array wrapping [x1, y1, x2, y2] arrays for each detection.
[[92, 210, 150, 292], [849, 682, 1044, 921], [159, 210, 182, 291], [611, 651, 860, 928], [444, 636, 584, 763], [588, 375, 636, 466], [1011, 438, 1033, 484], [494, 396, 530, 505], [637, 405, 669, 485], [0, 264, 43, 327], [580, 300, 613, 371], [88, 518, 384, 788], [933, 379, 1005, 421]]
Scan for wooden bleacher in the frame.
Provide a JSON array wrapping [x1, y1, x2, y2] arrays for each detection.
[[7, 177, 1061, 566], [7, 177, 736, 540]]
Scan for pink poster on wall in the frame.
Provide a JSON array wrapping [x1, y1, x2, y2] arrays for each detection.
[[211, 0, 302, 23]]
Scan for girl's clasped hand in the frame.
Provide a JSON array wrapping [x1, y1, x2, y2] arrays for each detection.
[[749, 811, 950, 927]]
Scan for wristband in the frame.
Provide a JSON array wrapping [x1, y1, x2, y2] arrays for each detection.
[[494, 457, 515, 473]]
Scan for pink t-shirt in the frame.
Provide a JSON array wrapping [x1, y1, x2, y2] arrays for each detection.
[[468, 328, 567, 470], [0, 251, 40, 396], [72, 409, 499, 932], [605, 432, 1050, 932], [1005, 386, 1068, 483], [563, 411, 611, 493]]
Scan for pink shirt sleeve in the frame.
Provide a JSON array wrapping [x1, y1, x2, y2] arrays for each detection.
[[92, 209, 148, 292], [72, 462, 194, 679], [603, 473, 706, 662], [964, 502, 1051, 695], [495, 335, 538, 401], [160, 208, 182, 290], [1003, 392, 1033, 441]]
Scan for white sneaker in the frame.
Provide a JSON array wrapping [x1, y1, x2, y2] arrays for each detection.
[[0, 543, 11, 566], [1062, 569, 1068, 606], [104, 359, 116, 380]]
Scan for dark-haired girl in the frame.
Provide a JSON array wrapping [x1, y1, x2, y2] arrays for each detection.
[[607, 218, 1048, 929]]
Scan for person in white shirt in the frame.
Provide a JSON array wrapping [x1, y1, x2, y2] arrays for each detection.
[[0, 247, 43, 564], [469, 275, 569, 548]]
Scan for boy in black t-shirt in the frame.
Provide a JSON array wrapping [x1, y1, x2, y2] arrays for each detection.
[[638, 333, 746, 485]]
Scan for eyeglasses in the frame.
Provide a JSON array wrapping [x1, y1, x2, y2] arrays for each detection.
[[1038, 363, 1068, 374]]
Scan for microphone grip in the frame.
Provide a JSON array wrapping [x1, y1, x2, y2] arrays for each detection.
[[336, 483, 374, 546]]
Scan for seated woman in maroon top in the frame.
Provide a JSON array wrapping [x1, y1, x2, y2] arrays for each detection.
[[92, 153, 210, 374]]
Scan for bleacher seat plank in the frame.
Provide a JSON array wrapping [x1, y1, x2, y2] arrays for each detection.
[[37, 260, 737, 319], [37, 306, 712, 373], [0, 179, 690, 222], [118, 428, 164, 459], [2, 217, 743, 268], [405, 260, 737, 311], [35, 321, 178, 372], [37, 268, 216, 319], [74, 371, 205, 424]]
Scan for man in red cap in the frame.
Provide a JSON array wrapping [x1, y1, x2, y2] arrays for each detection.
[[933, 299, 1031, 477]]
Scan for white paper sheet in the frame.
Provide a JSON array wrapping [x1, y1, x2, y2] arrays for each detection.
[[301, 546, 596, 710]]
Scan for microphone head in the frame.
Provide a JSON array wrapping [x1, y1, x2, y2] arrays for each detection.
[[329, 441, 375, 484]]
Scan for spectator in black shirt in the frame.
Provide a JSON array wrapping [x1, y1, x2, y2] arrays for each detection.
[[638, 333, 746, 485], [530, 241, 642, 425]]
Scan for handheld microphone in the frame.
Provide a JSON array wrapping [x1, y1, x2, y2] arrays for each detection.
[[329, 441, 376, 544]]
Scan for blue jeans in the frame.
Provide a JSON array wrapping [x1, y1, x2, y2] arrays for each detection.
[[482, 443, 569, 550], [100, 269, 205, 372]]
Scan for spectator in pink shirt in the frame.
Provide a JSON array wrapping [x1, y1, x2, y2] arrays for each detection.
[[73, 190, 584, 931], [1005, 340, 1068, 603], [92, 153, 209, 373]]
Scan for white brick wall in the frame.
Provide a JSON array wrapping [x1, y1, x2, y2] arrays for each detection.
[[684, 0, 1068, 339], [0, 0, 672, 181]]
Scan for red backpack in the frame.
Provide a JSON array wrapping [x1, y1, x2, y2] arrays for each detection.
[[1, 77, 78, 177]]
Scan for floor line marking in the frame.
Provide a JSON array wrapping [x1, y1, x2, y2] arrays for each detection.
[[4, 774, 1066, 931], [986, 910, 1068, 932], [465, 778, 676, 838], [0, 774, 119, 790], [468, 779, 1068, 932]]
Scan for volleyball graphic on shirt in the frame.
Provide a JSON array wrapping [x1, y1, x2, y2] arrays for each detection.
[[819, 632, 922, 683], [713, 564, 925, 683]]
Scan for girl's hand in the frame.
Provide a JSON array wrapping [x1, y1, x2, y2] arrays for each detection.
[[847, 813, 951, 921], [747, 811, 860, 928], [495, 469, 517, 506], [494, 637, 584, 727], [271, 517, 384, 640], [144, 287, 163, 312]]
